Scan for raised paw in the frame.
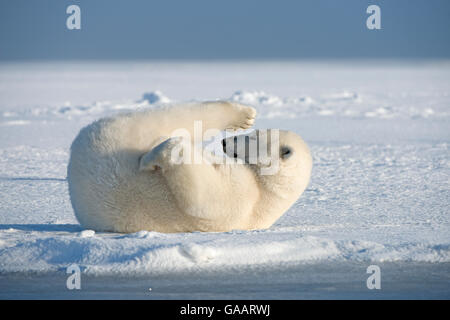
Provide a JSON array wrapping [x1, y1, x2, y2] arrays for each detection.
[[226, 103, 257, 130]]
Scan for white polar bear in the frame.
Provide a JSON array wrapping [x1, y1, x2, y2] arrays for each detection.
[[67, 101, 312, 233]]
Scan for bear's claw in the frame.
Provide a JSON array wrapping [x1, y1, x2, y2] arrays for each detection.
[[228, 104, 257, 130]]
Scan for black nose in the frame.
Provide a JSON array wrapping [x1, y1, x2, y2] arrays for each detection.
[[221, 139, 226, 152]]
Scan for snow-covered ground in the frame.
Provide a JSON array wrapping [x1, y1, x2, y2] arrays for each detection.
[[0, 61, 449, 299]]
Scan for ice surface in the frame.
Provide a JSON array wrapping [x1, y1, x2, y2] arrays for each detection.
[[0, 61, 449, 298]]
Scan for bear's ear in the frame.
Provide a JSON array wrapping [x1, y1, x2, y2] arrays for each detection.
[[280, 146, 293, 160], [139, 149, 162, 171]]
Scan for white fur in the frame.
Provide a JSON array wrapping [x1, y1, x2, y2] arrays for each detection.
[[67, 101, 312, 233]]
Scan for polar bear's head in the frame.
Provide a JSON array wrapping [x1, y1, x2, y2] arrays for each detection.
[[222, 129, 312, 191], [221, 129, 312, 228]]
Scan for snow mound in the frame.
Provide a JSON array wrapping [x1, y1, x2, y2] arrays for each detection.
[[141, 90, 171, 104], [1, 87, 447, 126], [230, 90, 288, 107], [228, 90, 446, 119], [0, 228, 449, 275], [79, 230, 95, 238], [0, 91, 171, 123]]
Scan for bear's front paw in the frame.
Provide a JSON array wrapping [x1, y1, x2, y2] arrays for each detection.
[[227, 104, 257, 130], [139, 137, 189, 171]]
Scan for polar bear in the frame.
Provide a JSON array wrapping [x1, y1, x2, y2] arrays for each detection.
[[67, 101, 312, 233]]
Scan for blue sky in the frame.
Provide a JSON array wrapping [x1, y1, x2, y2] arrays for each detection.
[[1, 0, 449, 60]]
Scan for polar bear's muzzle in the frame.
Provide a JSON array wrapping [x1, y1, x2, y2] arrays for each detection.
[[222, 136, 240, 158], [221, 130, 293, 166], [222, 133, 264, 163]]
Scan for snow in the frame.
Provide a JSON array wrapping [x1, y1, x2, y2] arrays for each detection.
[[0, 61, 449, 298]]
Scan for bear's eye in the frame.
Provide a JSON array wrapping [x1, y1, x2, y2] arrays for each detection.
[[280, 146, 292, 159]]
